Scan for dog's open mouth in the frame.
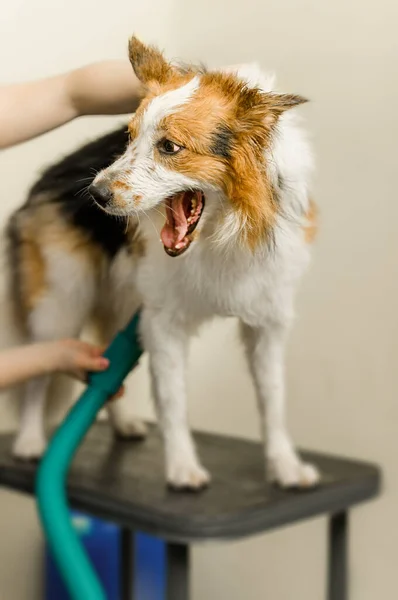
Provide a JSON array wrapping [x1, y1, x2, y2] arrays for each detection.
[[160, 190, 205, 257]]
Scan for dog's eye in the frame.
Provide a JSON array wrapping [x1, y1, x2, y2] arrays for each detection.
[[157, 139, 183, 155]]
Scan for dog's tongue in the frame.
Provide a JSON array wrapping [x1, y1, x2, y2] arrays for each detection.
[[161, 192, 189, 249]]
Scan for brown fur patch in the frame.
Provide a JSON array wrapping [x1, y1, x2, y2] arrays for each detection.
[[129, 37, 173, 85], [129, 37, 194, 89], [304, 199, 318, 243], [19, 235, 45, 313], [10, 203, 105, 322], [110, 181, 128, 209], [114, 197, 128, 209], [227, 152, 277, 249], [112, 177, 142, 207], [113, 180, 129, 191], [34, 205, 105, 265]]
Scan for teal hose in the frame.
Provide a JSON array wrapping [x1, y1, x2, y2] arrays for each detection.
[[36, 312, 143, 600]]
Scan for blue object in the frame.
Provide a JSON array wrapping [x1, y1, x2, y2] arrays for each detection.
[[46, 512, 121, 600], [135, 533, 167, 600]]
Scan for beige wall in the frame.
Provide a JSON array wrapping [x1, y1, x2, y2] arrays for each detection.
[[0, 0, 396, 598]]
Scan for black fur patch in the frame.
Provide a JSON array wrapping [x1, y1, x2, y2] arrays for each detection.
[[210, 125, 234, 159], [29, 126, 130, 257]]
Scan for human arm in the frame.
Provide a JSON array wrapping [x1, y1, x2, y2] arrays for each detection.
[[0, 60, 142, 149]]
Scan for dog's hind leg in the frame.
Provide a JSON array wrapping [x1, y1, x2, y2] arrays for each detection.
[[13, 375, 51, 460], [13, 247, 97, 460]]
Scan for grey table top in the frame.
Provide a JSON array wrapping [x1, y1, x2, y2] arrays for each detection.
[[0, 424, 381, 543]]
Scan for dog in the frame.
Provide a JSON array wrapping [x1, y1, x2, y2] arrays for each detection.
[[7, 36, 318, 490]]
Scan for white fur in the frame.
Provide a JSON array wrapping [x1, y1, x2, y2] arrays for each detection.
[[141, 76, 200, 132]]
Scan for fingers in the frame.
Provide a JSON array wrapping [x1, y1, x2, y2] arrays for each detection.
[[72, 342, 109, 371], [89, 345, 107, 358], [75, 341, 106, 357], [71, 357, 109, 382], [75, 348, 109, 372], [78, 353, 110, 372]]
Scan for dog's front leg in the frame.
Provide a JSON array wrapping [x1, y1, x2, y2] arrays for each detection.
[[240, 320, 320, 488], [141, 309, 210, 490]]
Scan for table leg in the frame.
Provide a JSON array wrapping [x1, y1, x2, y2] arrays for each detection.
[[120, 527, 134, 600], [328, 511, 348, 600], [167, 542, 190, 600]]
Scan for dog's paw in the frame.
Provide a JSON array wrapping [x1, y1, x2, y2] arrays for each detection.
[[12, 432, 47, 461], [268, 454, 320, 489], [113, 418, 148, 440], [167, 461, 211, 491]]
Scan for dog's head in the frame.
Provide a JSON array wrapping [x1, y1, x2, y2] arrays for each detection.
[[90, 37, 306, 256]]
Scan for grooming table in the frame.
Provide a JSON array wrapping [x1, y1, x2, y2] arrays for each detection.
[[0, 424, 380, 600]]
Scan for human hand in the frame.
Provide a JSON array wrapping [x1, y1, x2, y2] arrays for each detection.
[[51, 339, 110, 381], [50, 339, 125, 400]]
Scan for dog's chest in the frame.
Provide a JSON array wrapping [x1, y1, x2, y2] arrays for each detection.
[[181, 253, 286, 322], [137, 239, 308, 326]]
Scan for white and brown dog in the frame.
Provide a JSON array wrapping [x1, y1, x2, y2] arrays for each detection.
[[7, 37, 318, 490]]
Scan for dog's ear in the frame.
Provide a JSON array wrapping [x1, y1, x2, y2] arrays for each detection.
[[205, 73, 307, 147], [262, 93, 308, 123], [237, 88, 307, 128], [128, 36, 176, 85], [234, 87, 308, 145]]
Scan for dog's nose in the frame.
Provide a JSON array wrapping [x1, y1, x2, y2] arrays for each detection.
[[89, 182, 113, 207]]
